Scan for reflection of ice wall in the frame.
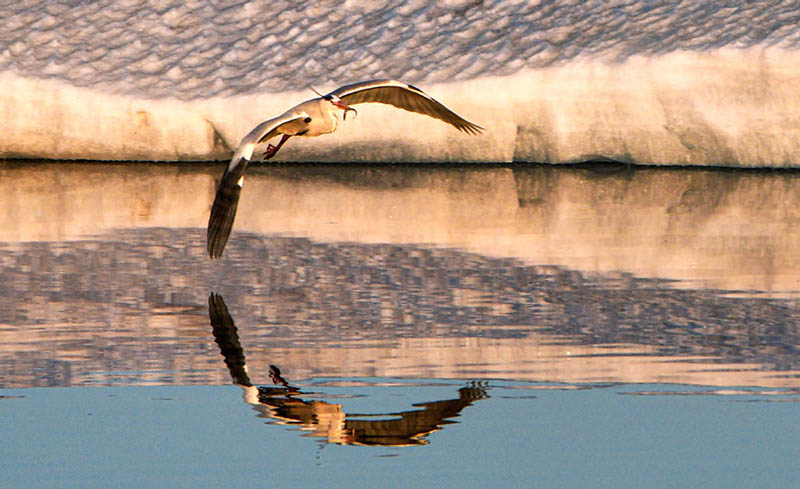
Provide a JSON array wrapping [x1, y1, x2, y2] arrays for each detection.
[[1, 1, 799, 164]]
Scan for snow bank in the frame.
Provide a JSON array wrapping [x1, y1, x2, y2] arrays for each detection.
[[1, 1, 799, 165]]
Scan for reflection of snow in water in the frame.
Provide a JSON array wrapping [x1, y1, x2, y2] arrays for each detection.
[[1, 228, 798, 389], [1, 1, 800, 164]]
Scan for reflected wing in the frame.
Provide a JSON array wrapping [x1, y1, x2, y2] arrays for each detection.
[[328, 80, 483, 135], [207, 114, 306, 259], [208, 293, 252, 386]]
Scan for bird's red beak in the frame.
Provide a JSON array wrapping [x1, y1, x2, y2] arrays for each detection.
[[334, 100, 357, 120]]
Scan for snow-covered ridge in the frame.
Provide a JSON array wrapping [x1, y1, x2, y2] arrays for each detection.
[[5, 0, 799, 99], [1, 1, 799, 165]]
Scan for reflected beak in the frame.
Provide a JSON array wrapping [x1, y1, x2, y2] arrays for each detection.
[[334, 100, 357, 120]]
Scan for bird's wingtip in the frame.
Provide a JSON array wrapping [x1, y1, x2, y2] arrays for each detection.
[[206, 168, 243, 260], [461, 121, 485, 135]]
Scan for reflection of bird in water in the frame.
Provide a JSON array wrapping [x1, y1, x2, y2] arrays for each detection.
[[208, 292, 489, 446], [207, 80, 484, 258]]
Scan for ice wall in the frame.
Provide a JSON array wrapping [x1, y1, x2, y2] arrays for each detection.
[[1, 1, 799, 165]]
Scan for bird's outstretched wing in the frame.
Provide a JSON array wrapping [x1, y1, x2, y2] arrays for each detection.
[[207, 113, 306, 259], [329, 80, 483, 135]]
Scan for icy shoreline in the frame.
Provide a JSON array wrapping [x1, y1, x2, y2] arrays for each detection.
[[2, 1, 799, 165], [3, 47, 799, 166]]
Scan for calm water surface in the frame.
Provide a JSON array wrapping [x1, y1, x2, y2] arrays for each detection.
[[1, 161, 799, 488]]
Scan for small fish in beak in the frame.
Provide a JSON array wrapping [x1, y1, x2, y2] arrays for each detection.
[[332, 98, 357, 120]]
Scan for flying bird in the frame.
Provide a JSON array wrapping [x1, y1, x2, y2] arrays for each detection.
[[207, 79, 484, 259]]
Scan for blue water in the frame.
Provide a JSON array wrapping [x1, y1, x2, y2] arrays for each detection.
[[2, 381, 798, 489]]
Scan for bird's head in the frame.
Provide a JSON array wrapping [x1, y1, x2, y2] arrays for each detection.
[[310, 86, 358, 120], [324, 94, 357, 120]]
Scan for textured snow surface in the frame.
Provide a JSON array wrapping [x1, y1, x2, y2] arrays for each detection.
[[1, 0, 800, 164], [5, 0, 800, 99]]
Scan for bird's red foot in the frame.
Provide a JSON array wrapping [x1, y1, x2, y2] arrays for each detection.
[[263, 144, 277, 159]]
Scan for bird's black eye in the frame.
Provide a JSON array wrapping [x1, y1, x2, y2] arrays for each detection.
[[304, 117, 312, 123], [323, 95, 332, 101]]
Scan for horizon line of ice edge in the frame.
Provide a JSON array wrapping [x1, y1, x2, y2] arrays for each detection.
[[1, 1, 799, 166]]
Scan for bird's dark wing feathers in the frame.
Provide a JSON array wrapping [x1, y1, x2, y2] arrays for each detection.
[[207, 160, 246, 259], [331, 81, 483, 135]]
